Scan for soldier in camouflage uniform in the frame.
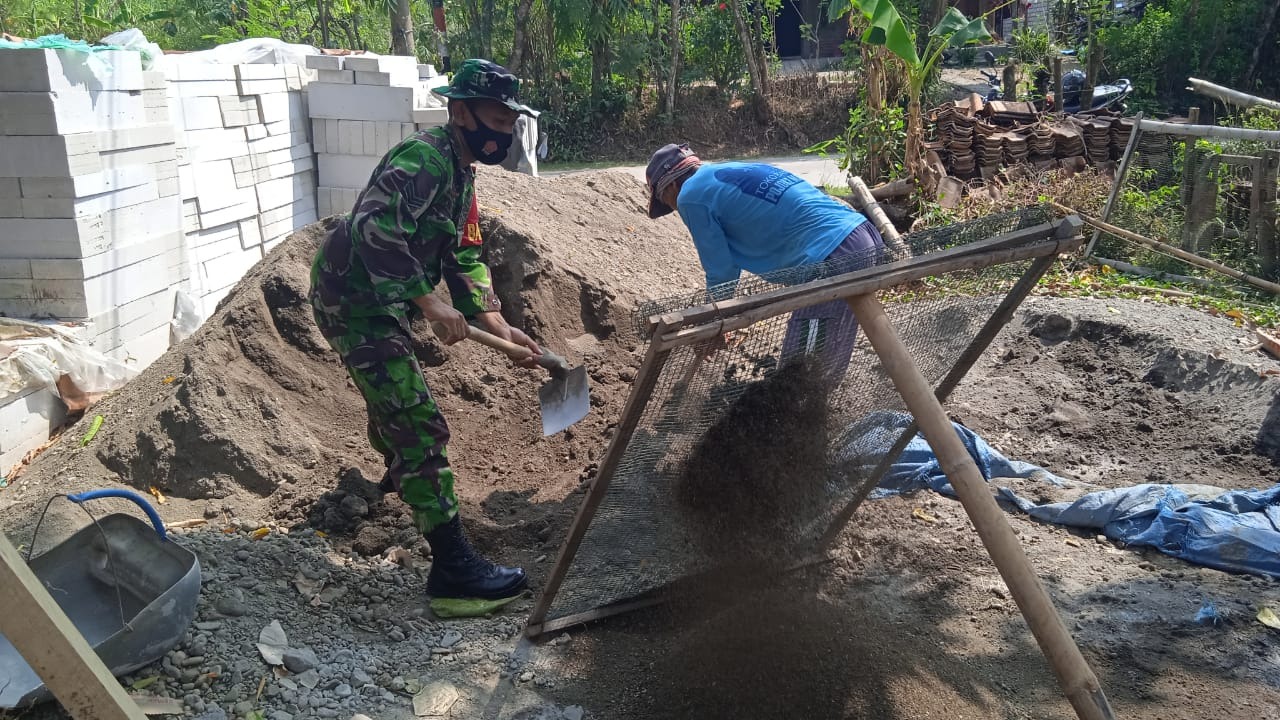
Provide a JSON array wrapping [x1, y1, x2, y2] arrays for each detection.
[[310, 59, 542, 615]]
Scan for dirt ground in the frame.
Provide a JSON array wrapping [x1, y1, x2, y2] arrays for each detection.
[[2, 167, 1279, 720]]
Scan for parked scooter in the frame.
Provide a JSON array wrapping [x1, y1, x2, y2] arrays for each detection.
[[1043, 69, 1134, 113]]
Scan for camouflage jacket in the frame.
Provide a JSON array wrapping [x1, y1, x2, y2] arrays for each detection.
[[310, 126, 500, 320]]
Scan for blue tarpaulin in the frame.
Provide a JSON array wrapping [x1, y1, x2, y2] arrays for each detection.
[[837, 411, 1280, 578]]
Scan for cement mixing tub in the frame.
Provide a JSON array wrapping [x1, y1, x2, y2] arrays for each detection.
[[0, 489, 201, 708]]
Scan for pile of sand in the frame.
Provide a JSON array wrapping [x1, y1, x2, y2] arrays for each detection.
[[0, 169, 703, 556]]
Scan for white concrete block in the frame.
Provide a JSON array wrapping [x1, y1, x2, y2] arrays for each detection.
[[0, 198, 21, 217], [238, 218, 264, 250], [245, 124, 268, 140], [195, 181, 255, 214], [0, 253, 175, 318], [142, 71, 167, 90], [0, 199, 182, 259], [179, 165, 197, 200], [145, 106, 170, 124], [266, 114, 307, 137], [363, 122, 377, 156], [201, 247, 262, 291], [176, 96, 224, 130], [305, 55, 344, 71], [236, 64, 287, 80], [95, 123, 177, 152], [20, 182, 159, 219], [317, 69, 354, 84], [191, 159, 239, 199], [168, 63, 238, 81], [100, 143, 179, 170], [261, 206, 317, 242], [0, 387, 65, 471], [255, 93, 288, 124], [340, 56, 381, 73], [108, 321, 172, 367], [185, 128, 249, 163], [414, 107, 449, 127], [335, 120, 353, 155], [173, 80, 241, 97], [234, 152, 314, 188], [355, 71, 392, 86], [155, 160, 180, 181], [246, 131, 301, 155], [256, 172, 314, 213], [317, 154, 381, 188], [418, 64, 437, 79], [237, 78, 288, 95], [19, 165, 155, 199], [373, 122, 389, 156], [198, 198, 258, 229], [220, 109, 256, 127], [157, 178, 181, 198], [218, 94, 260, 114], [307, 83, 415, 122], [0, 48, 144, 92], [311, 119, 328, 154], [0, 134, 101, 177], [0, 259, 32, 278], [143, 89, 168, 108], [0, 179, 18, 199], [89, 293, 176, 353], [0, 90, 146, 136]]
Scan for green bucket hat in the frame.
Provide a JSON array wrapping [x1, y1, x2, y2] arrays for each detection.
[[433, 59, 540, 118]]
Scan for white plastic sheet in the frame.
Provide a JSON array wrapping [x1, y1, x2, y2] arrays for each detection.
[[0, 319, 137, 399]]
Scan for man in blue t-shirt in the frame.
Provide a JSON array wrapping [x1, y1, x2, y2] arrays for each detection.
[[645, 143, 887, 382]]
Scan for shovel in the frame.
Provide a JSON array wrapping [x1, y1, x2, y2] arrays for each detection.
[[433, 322, 590, 436]]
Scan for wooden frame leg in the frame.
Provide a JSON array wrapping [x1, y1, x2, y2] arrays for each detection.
[[847, 292, 1115, 720], [0, 533, 146, 720]]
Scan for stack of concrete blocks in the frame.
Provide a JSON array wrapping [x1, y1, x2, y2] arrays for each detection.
[[0, 48, 186, 369], [306, 54, 449, 218], [166, 61, 317, 317]]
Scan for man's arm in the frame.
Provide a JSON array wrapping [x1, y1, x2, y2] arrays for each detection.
[[679, 202, 741, 300], [348, 141, 450, 305]]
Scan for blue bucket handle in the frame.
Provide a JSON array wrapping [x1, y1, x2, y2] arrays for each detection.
[[66, 489, 168, 541]]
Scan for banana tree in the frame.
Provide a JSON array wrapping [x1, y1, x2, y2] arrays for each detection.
[[828, 0, 991, 181]]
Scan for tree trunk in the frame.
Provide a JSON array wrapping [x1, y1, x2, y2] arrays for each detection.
[[665, 0, 682, 116], [906, 97, 924, 181], [589, 0, 611, 104], [318, 0, 330, 48], [728, 0, 769, 121], [482, 0, 496, 57], [1244, 0, 1280, 89], [390, 0, 415, 56], [508, 0, 535, 73]]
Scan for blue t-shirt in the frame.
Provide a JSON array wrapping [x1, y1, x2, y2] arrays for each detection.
[[675, 162, 867, 289]]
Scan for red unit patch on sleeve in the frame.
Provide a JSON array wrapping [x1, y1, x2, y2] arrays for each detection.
[[461, 194, 483, 247]]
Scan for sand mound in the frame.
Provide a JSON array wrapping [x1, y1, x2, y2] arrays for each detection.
[[1, 169, 702, 549]]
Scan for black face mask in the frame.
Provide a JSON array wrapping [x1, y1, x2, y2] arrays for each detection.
[[461, 104, 514, 165]]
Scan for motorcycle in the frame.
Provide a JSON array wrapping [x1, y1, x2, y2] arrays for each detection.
[[1036, 68, 1134, 114], [979, 68, 1005, 102]]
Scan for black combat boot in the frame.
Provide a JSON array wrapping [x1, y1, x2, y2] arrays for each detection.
[[424, 516, 526, 615]]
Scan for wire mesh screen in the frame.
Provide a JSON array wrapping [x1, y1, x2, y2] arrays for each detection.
[[1093, 123, 1280, 284], [543, 207, 1057, 624]]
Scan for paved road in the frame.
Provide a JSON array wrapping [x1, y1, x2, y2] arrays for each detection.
[[541, 154, 846, 189]]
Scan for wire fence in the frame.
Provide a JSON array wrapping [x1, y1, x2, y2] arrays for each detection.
[[539, 207, 1067, 626], [1089, 118, 1280, 289]]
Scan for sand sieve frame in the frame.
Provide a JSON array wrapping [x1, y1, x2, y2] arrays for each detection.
[[524, 209, 1115, 720]]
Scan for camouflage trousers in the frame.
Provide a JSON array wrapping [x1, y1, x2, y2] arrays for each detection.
[[311, 307, 458, 533]]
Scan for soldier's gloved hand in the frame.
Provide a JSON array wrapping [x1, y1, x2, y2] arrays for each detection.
[[420, 295, 469, 344]]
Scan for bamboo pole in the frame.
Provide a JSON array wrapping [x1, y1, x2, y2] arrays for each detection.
[[657, 238, 1076, 349], [1137, 118, 1280, 143], [1052, 201, 1280, 295], [1053, 57, 1063, 116], [817, 251, 1064, 551], [848, 175, 907, 254], [1088, 256, 1216, 288], [1187, 77, 1280, 112], [846, 292, 1115, 720], [649, 221, 1067, 335]]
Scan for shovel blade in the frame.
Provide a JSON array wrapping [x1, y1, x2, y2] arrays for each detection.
[[538, 365, 590, 436]]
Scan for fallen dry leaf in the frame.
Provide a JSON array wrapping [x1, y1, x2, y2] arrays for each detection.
[[250, 527, 270, 540], [911, 507, 938, 524], [147, 486, 167, 504]]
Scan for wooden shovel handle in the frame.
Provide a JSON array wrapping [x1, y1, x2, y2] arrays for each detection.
[[432, 322, 571, 374]]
